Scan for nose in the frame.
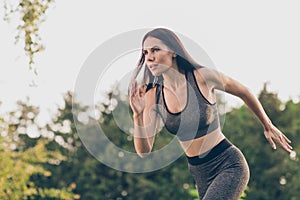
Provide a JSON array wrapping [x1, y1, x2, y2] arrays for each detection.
[[146, 51, 154, 61]]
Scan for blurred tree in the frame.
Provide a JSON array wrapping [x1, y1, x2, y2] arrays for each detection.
[[1, 84, 298, 199], [43, 85, 300, 200], [2, 0, 55, 74], [223, 84, 300, 200], [258, 82, 282, 125], [0, 100, 77, 199], [40, 88, 196, 199]]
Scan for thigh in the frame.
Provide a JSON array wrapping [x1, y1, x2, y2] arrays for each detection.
[[203, 147, 250, 200], [188, 164, 210, 199]]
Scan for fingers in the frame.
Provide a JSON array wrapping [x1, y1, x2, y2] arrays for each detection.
[[280, 135, 293, 152], [266, 136, 277, 150], [285, 143, 293, 151], [266, 131, 293, 153], [282, 133, 291, 143], [138, 87, 145, 98], [281, 143, 293, 153], [130, 80, 145, 94], [280, 133, 292, 146], [276, 131, 293, 152], [130, 80, 137, 97], [278, 139, 292, 153], [130, 80, 146, 99]]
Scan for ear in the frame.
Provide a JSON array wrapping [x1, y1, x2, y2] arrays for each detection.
[[172, 53, 177, 58]]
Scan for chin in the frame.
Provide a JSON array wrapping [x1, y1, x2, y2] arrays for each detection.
[[152, 72, 163, 77]]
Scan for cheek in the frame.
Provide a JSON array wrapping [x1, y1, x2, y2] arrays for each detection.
[[157, 53, 173, 65]]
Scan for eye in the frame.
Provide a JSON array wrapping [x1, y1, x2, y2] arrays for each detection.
[[151, 47, 160, 52], [142, 49, 148, 55], [142, 47, 160, 56]]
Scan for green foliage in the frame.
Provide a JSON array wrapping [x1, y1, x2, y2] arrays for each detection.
[[188, 188, 199, 200], [42, 90, 195, 199], [188, 186, 248, 200], [0, 138, 74, 199], [0, 84, 299, 199], [0, 99, 76, 199], [3, 0, 55, 74], [223, 84, 300, 200]]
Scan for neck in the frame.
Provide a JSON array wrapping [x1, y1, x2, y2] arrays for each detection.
[[162, 66, 186, 91]]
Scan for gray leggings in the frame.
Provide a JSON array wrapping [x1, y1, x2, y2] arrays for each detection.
[[187, 139, 250, 200]]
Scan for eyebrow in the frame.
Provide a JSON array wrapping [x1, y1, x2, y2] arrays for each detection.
[[142, 45, 160, 51]]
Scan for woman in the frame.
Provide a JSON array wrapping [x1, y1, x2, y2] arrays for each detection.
[[129, 28, 292, 199]]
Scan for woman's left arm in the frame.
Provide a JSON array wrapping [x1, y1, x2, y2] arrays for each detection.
[[202, 68, 293, 153]]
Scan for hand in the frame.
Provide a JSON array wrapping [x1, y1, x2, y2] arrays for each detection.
[[129, 80, 146, 117], [264, 124, 293, 153]]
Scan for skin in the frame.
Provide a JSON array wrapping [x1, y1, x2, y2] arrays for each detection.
[[130, 36, 293, 158]]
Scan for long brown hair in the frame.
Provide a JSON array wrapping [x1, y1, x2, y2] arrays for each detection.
[[131, 28, 203, 91]]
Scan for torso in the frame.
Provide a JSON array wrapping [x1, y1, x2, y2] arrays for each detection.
[[180, 128, 225, 157], [154, 68, 225, 156]]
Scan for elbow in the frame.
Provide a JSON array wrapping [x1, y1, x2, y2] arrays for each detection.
[[134, 138, 152, 158], [135, 145, 152, 158], [136, 151, 151, 158]]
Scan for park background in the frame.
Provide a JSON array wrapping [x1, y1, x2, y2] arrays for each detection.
[[1, 0, 300, 199]]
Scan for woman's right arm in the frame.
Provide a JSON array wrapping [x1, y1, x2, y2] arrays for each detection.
[[130, 81, 158, 157]]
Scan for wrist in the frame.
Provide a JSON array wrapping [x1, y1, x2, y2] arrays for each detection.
[[133, 112, 143, 120], [133, 113, 144, 126], [263, 120, 273, 131]]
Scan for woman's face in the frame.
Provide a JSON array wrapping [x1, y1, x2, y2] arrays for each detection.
[[142, 37, 175, 76]]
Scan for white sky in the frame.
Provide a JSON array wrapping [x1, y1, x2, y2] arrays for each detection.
[[1, 0, 300, 124]]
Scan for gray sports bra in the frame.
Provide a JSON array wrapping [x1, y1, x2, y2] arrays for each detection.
[[155, 69, 220, 141]]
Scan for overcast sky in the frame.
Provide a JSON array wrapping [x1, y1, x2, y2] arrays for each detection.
[[1, 0, 299, 124]]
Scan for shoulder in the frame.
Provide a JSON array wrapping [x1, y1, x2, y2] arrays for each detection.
[[193, 67, 218, 84], [193, 67, 226, 91], [194, 67, 248, 94], [194, 67, 221, 80]]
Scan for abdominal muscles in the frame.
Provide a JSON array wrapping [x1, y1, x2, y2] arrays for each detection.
[[179, 128, 225, 157]]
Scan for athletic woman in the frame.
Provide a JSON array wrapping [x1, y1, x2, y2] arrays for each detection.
[[129, 28, 292, 199]]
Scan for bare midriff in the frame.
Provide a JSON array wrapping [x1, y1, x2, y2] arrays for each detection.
[[179, 127, 225, 157]]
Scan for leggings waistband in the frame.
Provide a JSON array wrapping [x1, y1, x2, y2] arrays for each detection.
[[186, 138, 232, 165]]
